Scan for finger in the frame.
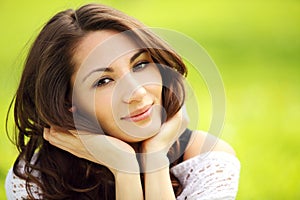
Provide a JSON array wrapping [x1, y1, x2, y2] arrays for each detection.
[[68, 129, 96, 138], [168, 107, 189, 137], [159, 108, 188, 146], [179, 105, 189, 134], [47, 129, 98, 161], [162, 109, 183, 134], [43, 128, 50, 141], [47, 127, 82, 150]]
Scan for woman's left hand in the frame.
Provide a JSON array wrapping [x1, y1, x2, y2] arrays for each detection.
[[141, 107, 189, 199], [142, 107, 189, 155]]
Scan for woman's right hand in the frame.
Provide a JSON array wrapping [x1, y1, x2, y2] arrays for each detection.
[[43, 127, 140, 175]]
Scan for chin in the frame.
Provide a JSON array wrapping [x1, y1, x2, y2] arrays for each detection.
[[115, 115, 161, 141], [120, 125, 160, 143]]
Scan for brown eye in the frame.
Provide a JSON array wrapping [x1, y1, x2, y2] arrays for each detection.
[[94, 78, 113, 87]]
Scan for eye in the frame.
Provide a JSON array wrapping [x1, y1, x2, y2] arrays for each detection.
[[93, 77, 113, 87], [132, 61, 150, 72]]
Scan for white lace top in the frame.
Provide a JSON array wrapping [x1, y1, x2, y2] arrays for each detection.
[[5, 151, 240, 199], [171, 151, 240, 200]]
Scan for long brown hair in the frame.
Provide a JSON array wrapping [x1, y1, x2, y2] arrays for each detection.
[[7, 3, 187, 199]]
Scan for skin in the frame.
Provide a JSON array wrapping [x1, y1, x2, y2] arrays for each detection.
[[43, 30, 236, 199], [71, 30, 163, 142]]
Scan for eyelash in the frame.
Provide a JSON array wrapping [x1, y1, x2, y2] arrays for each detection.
[[132, 61, 150, 72], [93, 61, 150, 88], [93, 77, 113, 87]]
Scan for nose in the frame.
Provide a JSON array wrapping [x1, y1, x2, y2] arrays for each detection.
[[121, 75, 147, 104]]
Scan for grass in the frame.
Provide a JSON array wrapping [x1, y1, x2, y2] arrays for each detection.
[[1, 0, 299, 199]]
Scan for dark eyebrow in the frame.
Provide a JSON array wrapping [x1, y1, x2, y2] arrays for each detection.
[[130, 49, 147, 63], [82, 49, 147, 83], [82, 67, 114, 83]]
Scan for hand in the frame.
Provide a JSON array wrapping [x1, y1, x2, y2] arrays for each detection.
[[43, 127, 140, 175], [142, 106, 189, 155], [141, 107, 189, 199]]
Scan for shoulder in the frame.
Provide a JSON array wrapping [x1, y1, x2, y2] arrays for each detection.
[[5, 157, 42, 199], [5, 168, 29, 200], [171, 130, 240, 199], [183, 130, 236, 161]]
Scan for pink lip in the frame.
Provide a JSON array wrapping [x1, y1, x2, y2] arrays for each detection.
[[121, 105, 153, 122]]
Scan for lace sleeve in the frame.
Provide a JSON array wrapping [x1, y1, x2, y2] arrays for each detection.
[[5, 168, 42, 200], [171, 151, 241, 200]]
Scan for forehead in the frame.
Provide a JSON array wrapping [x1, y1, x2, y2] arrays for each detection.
[[73, 30, 140, 71]]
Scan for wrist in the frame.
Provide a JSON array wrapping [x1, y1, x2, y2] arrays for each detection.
[[142, 152, 170, 173], [113, 170, 140, 181], [144, 162, 176, 200], [109, 160, 140, 177], [142, 141, 170, 155], [114, 170, 143, 200]]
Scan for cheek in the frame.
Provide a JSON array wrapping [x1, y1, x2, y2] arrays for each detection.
[[140, 67, 163, 102], [151, 68, 163, 101], [148, 84, 162, 103], [73, 86, 113, 127], [94, 91, 113, 124]]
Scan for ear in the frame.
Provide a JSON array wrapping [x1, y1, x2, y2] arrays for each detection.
[[68, 106, 77, 113]]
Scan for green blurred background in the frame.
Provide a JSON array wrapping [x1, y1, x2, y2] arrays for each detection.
[[1, 0, 299, 199]]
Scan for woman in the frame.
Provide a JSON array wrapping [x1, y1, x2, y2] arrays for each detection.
[[5, 3, 240, 200]]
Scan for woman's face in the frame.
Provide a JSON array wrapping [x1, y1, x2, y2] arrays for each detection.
[[70, 30, 163, 142]]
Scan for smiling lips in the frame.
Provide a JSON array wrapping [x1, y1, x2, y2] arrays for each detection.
[[121, 105, 153, 122]]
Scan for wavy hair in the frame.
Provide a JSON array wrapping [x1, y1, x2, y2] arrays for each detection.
[[7, 3, 187, 199]]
